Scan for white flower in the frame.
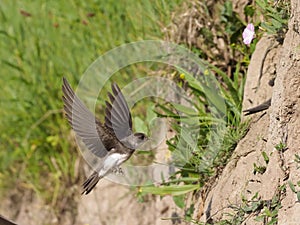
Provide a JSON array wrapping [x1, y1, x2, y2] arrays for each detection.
[[242, 23, 255, 45]]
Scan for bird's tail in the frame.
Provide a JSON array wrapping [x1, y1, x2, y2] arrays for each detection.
[[82, 171, 102, 195], [0, 214, 17, 225]]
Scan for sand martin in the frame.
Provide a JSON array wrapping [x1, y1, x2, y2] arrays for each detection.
[[62, 78, 148, 194]]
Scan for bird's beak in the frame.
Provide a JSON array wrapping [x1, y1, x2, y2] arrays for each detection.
[[146, 136, 154, 144], [139, 136, 156, 150]]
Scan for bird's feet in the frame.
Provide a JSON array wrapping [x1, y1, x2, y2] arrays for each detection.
[[111, 167, 124, 176]]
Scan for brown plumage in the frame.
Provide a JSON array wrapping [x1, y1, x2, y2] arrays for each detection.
[[0, 215, 17, 225], [82, 171, 102, 195], [62, 78, 148, 194]]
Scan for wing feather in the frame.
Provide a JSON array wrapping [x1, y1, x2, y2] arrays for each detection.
[[62, 77, 109, 157], [104, 83, 132, 140]]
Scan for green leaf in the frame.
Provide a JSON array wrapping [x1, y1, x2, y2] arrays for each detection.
[[173, 195, 185, 208], [171, 103, 198, 116], [261, 22, 276, 34], [262, 151, 269, 164], [183, 71, 203, 93], [297, 192, 300, 202], [145, 104, 156, 124], [140, 184, 199, 196], [155, 104, 180, 118], [244, 5, 255, 17], [288, 180, 296, 193], [134, 116, 148, 134], [208, 64, 240, 108], [255, 0, 267, 10], [271, 18, 283, 29], [163, 177, 199, 184], [2, 60, 24, 72]]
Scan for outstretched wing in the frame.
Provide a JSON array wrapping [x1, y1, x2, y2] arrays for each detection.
[[104, 83, 133, 140], [62, 77, 109, 157]]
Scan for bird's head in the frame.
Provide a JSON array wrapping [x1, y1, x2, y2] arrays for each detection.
[[121, 132, 148, 149], [133, 132, 148, 144]]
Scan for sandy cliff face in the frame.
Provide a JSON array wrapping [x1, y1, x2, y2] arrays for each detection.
[[196, 1, 300, 224], [2, 1, 299, 225]]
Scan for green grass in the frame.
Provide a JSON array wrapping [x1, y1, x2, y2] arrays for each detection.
[[0, 0, 291, 222], [136, 1, 290, 223], [136, 0, 251, 200], [0, 0, 182, 207]]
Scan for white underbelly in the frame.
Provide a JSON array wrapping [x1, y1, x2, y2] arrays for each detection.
[[98, 153, 128, 177]]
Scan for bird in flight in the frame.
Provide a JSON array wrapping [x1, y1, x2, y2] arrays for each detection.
[[62, 78, 148, 194]]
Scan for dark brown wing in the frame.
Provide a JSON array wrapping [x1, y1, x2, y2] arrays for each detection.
[[243, 98, 271, 116], [104, 83, 133, 140], [62, 77, 109, 157]]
